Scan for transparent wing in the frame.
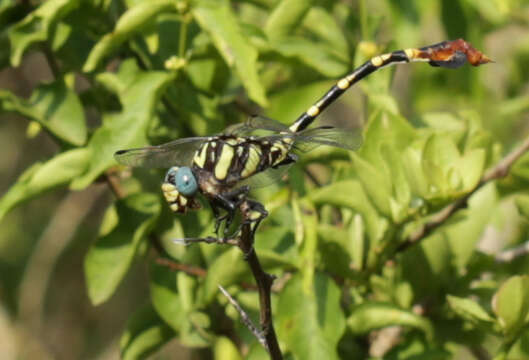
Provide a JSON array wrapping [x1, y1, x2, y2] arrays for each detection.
[[114, 137, 206, 168], [239, 163, 293, 189], [225, 115, 291, 136], [292, 126, 363, 153]]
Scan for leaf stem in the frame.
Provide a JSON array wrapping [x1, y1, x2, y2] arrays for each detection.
[[179, 15, 189, 59]]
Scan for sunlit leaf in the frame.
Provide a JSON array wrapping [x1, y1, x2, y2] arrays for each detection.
[[193, 0, 267, 107], [0, 81, 87, 145], [271, 37, 348, 78], [265, 0, 313, 40], [515, 194, 529, 219], [71, 60, 176, 189], [0, 148, 89, 221], [214, 336, 243, 360], [492, 275, 529, 339], [8, 0, 80, 66], [302, 7, 349, 56], [446, 295, 496, 330], [347, 302, 433, 341], [83, 0, 176, 72]]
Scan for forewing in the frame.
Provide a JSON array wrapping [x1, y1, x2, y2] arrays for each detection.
[[225, 115, 291, 136], [114, 137, 206, 168], [293, 126, 363, 153]]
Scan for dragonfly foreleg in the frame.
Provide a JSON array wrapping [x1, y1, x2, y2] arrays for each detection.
[[211, 186, 251, 236]]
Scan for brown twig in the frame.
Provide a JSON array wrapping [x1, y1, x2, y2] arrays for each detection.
[[104, 170, 126, 199], [154, 258, 207, 277], [218, 285, 267, 349], [238, 201, 283, 359], [397, 136, 529, 253]]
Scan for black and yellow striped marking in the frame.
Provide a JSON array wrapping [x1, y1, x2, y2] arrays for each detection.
[[288, 39, 491, 133], [192, 135, 292, 187]]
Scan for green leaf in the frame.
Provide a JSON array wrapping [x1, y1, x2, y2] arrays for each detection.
[[515, 194, 529, 219], [84, 193, 160, 305], [0, 148, 89, 221], [277, 272, 346, 360], [214, 337, 243, 360], [204, 247, 247, 303], [347, 302, 433, 341], [0, 81, 87, 145], [120, 304, 174, 360], [302, 7, 349, 56], [492, 275, 529, 339], [149, 261, 185, 331], [71, 61, 176, 189], [271, 37, 348, 78], [454, 148, 485, 191], [307, 180, 386, 247], [266, 80, 334, 124], [446, 295, 495, 328], [83, 0, 176, 72], [193, 0, 267, 107], [8, 0, 80, 66], [265, 0, 314, 40], [351, 152, 392, 217], [422, 134, 461, 194], [360, 110, 418, 164]]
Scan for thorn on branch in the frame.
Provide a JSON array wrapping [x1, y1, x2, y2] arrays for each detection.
[[218, 285, 267, 350], [172, 236, 239, 246]]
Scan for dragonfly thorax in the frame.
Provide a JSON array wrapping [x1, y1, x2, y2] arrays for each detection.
[[191, 135, 292, 188]]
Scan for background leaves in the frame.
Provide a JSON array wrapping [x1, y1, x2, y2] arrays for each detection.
[[2, 0, 529, 359]]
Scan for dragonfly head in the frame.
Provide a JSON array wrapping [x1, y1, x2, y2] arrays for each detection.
[[162, 166, 200, 213]]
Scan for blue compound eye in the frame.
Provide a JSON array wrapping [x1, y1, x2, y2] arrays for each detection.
[[175, 167, 198, 196]]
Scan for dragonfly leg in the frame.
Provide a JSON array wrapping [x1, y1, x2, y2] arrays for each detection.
[[241, 199, 268, 239], [209, 203, 225, 236], [212, 186, 251, 236]]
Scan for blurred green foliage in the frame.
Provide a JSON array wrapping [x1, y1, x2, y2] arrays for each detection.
[[2, 0, 529, 359]]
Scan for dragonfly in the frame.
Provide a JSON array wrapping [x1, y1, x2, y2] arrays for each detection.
[[115, 116, 362, 236], [114, 39, 490, 237]]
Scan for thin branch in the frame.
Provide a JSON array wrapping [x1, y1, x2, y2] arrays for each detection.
[[104, 170, 126, 199], [218, 285, 267, 349], [369, 326, 402, 358], [42, 44, 60, 78], [495, 240, 529, 263], [237, 201, 282, 359], [154, 258, 207, 278], [397, 136, 529, 252]]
